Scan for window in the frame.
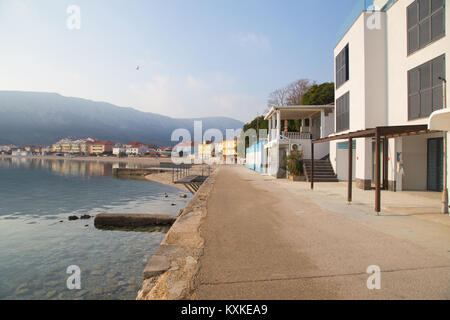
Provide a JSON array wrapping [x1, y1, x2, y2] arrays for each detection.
[[407, 0, 445, 55], [336, 44, 349, 89], [408, 55, 445, 120], [336, 92, 350, 132]]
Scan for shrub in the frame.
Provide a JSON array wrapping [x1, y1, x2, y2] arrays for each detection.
[[286, 150, 304, 176]]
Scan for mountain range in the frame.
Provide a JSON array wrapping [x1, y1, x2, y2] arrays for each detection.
[[0, 91, 244, 146]]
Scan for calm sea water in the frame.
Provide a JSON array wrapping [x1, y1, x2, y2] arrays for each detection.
[[0, 158, 191, 300]]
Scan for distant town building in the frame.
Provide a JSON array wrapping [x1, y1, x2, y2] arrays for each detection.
[[222, 139, 238, 163], [198, 141, 215, 160], [174, 142, 196, 158], [0, 145, 17, 153], [89, 141, 116, 155], [11, 150, 32, 157], [52, 138, 97, 154]]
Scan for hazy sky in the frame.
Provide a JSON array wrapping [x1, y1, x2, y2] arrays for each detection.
[[0, 0, 359, 122]]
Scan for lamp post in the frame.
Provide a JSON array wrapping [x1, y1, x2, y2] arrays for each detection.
[[439, 77, 448, 214]]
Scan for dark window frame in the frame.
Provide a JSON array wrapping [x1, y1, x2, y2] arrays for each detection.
[[336, 44, 349, 89], [408, 54, 446, 121], [336, 92, 350, 133], [407, 0, 445, 55]]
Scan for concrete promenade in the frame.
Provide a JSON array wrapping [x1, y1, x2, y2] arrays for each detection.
[[194, 166, 450, 299]]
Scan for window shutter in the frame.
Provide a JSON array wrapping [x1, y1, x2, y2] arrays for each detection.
[[408, 26, 419, 54], [432, 56, 444, 86], [431, 0, 444, 12], [409, 69, 420, 94], [419, 0, 430, 21], [409, 94, 421, 119], [431, 8, 444, 40], [407, 0, 444, 54], [408, 2, 419, 28], [419, 17, 431, 47], [432, 86, 443, 111], [420, 63, 431, 89], [420, 89, 433, 116]]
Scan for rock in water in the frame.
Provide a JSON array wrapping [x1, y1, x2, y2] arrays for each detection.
[[80, 214, 91, 220], [180, 194, 187, 198], [68, 216, 79, 221]]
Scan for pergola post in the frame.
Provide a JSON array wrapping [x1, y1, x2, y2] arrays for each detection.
[[375, 129, 381, 213], [311, 140, 314, 190], [348, 137, 353, 202]]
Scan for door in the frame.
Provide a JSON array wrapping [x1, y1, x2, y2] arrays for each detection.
[[371, 140, 385, 189], [427, 138, 444, 191], [336, 141, 356, 181], [278, 147, 288, 178]]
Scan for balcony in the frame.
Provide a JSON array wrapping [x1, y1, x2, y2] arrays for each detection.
[[281, 132, 312, 141]]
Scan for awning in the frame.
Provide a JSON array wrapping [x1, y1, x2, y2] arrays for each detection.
[[428, 109, 450, 131], [311, 125, 442, 213]]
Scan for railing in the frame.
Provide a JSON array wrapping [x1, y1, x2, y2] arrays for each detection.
[[171, 163, 211, 183], [269, 130, 312, 142], [336, 0, 387, 43], [281, 132, 312, 140], [171, 164, 191, 182]]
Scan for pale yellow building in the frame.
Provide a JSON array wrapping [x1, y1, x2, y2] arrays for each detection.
[[222, 139, 237, 163], [198, 141, 215, 159]]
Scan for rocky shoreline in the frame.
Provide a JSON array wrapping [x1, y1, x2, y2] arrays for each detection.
[[136, 168, 217, 300]]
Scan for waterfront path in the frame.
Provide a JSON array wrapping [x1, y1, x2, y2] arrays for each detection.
[[194, 166, 450, 299]]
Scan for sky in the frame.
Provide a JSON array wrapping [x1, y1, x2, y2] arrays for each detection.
[[0, 0, 360, 122]]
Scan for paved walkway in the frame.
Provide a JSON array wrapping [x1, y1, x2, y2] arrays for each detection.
[[194, 166, 450, 299]]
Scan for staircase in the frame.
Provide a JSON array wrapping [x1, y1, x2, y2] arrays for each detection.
[[303, 159, 338, 182]]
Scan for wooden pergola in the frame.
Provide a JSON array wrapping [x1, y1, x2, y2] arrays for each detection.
[[311, 125, 441, 213]]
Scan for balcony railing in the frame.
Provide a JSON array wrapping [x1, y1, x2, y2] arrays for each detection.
[[335, 0, 392, 43], [281, 132, 312, 140]]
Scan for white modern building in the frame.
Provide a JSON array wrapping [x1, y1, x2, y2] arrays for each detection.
[[329, 0, 448, 196], [264, 105, 335, 178]]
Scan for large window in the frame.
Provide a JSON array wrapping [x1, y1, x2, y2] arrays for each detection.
[[336, 92, 350, 132], [408, 54, 445, 120], [407, 0, 445, 55], [335, 44, 349, 89]]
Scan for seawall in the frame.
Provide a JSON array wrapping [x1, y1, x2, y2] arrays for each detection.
[[136, 168, 217, 300]]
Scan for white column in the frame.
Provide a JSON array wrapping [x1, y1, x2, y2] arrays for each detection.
[[320, 110, 325, 139], [272, 116, 275, 140], [276, 110, 281, 141], [268, 116, 272, 141]]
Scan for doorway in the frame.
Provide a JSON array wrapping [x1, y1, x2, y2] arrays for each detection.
[[371, 139, 386, 189], [427, 138, 444, 191]]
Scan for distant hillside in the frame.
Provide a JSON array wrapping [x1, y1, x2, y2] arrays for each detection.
[[0, 91, 244, 146]]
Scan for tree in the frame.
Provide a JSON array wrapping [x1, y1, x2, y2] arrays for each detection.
[[267, 79, 314, 109], [302, 82, 335, 105], [242, 116, 269, 149], [286, 79, 315, 105], [243, 116, 268, 133], [267, 87, 290, 110]]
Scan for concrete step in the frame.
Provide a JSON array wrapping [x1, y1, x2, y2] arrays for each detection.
[[313, 178, 339, 182], [303, 158, 338, 183]]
